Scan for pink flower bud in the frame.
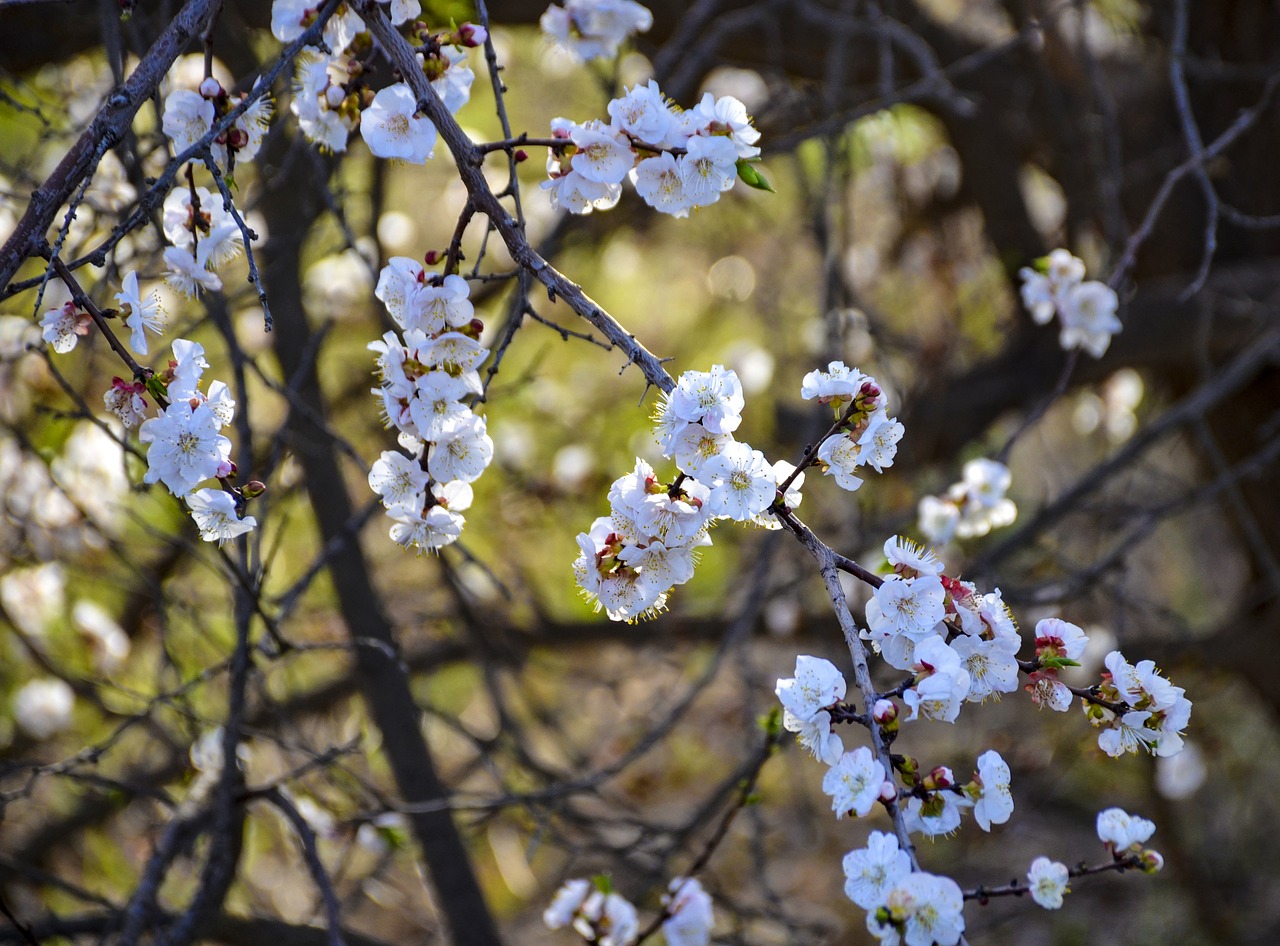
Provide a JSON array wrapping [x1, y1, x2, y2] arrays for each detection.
[[1139, 849, 1164, 873], [199, 77, 223, 99], [878, 781, 898, 802], [424, 250, 442, 266], [458, 22, 488, 47], [325, 85, 346, 109], [929, 766, 954, 788], [873, 699, 897, 723], [514, 149, 529, 163]]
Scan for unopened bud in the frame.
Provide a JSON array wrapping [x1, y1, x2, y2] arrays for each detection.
[[218, 460, 237, 479], [924, 766, 954, 790], [199, 76, 223, 99], [227, 126, 249, 150], [873, 699, 897, 723], [423, 250, 442, 266], [458, 22, 488, 47], [513, 148, 529, 163], [241, 480, 267, 499], [466, 317, 485, 338], [325, 85, 346, 109], [878, 780, 898, 803], [1139, 848, 1164, 873]]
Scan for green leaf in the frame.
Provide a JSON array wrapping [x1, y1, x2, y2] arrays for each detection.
[[144, 376, 169, 402], [736, 159, 775, 193], [1039, 656, 1081, 670], [379, 824, 410, 851], [757, 706, 782, 737]]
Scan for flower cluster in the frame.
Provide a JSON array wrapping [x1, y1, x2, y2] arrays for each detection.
[[802, 362, 903, 491], [865, 869, 966, 946], [34, 263, 257, 545], [543, 880, 638, 946], [575, 364, 912, 620], [861, 538, 1022, 717], [1019, 809, 1162, 912], [272, 0, 365, 52], [161, 184, 244, 299], [1088, 651, 1192, 757], [543, 876, 714, 946], [162, 76, 272, 169], [772, 653, 1023, 938], [575, 365, 806, 620], [543, 81, 764, 216], [540, 0, 652, 60], [775, 655, 1014, 837], [1020, 248, 1122, 358], [776, 654, 848, 765], [367, 260, 494, 554], [280, 2, 478, 158], [1023, 617, 1088, 711], [290, 46, 361, 153], [916, 457, 1016, 546], [137, 339, 257, 544], [39, 273, 165, 357]]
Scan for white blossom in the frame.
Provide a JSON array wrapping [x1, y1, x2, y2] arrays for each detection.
[[13, 678, 75, 739], [842, 831, 911, 909], [139, 400, 232, 498], [368, 450, 429, 512], [631, 153, 691, 217], [163, 244, 223, 297], [669, 365, 744, 434], [1096, 807, 1156, 851], [162, 89, 214, 154], [361, 83, 437, 163], [426, 413, 493, 483], [40, 303, 89, 353], [971, 750, 1013, 831], [679, 135, 738, 207], [701, 441, 775, 521], [866, 575, 946, 642], [186, 488, 257, 544], [662, 878, 714, 946], [775, 654, 846, 720], [608, 81, 673, 143], [871, 872, 966, 946], [114, 271, 166, 355], [544, 879, 591, 929], [822, 746, 885, 819], [1059, 281, 1122, 357], [540, 0, 653, 60], [575, 890, 638, 946], [1027, 857, 1070, 909], [429, 45, 474, 114]]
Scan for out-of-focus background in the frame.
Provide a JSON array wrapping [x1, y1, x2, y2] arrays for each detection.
[[2, 1, 1279, 944]]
